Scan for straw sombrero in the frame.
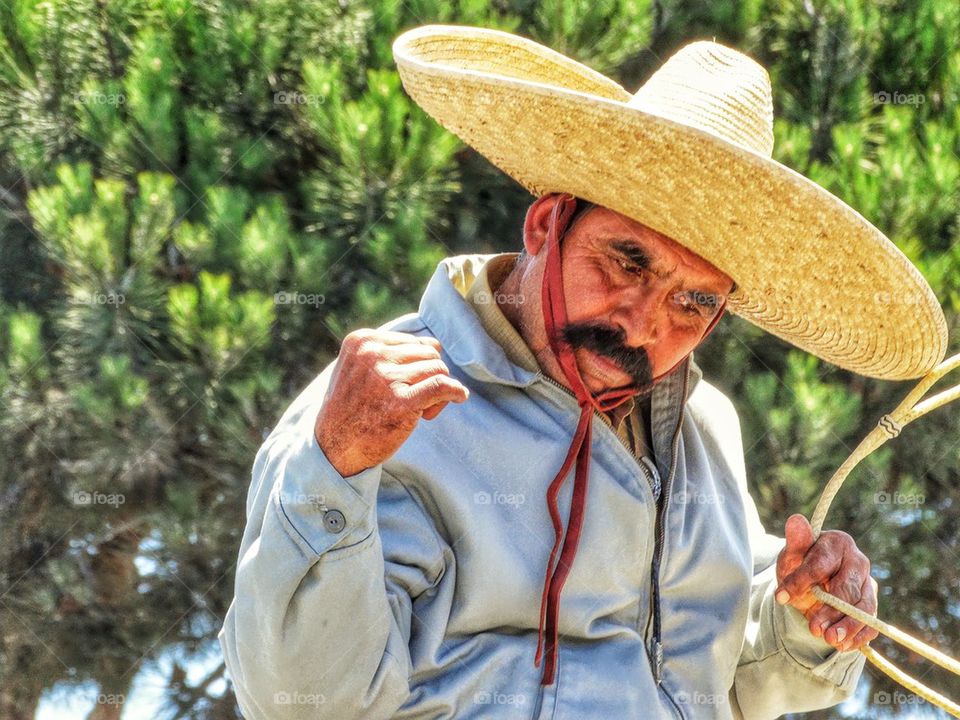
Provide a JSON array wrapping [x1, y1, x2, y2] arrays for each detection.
[[392, 25, 948, 380]]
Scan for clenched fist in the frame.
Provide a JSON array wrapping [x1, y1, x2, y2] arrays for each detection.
[[315, 329, 470, 477], [775, 514, 880, 653]]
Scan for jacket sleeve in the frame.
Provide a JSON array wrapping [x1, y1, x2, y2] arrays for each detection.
[[692, 379, 868, 719], [730, 468, 867, 719], [218, 364, 445, 720]]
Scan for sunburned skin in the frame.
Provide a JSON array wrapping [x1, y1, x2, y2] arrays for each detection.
[[496, 194, 736, 396]]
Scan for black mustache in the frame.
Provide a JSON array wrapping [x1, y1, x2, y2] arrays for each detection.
[[559, 322, 652, 386]]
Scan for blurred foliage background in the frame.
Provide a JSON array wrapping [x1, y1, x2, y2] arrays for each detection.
[[0, 0, 958, 718]]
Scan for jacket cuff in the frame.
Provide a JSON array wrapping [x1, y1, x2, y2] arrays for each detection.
[[271, 423, 382, 558], [773, 583, 867, 690]]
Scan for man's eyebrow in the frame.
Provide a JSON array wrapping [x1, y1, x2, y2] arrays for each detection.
[[611, 240, 659, 275], [611, 238, 727, 307]]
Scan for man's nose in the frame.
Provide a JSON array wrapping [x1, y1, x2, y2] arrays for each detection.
[[610, 284, 670, 349]]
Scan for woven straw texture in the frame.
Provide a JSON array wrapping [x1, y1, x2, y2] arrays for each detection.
[[393, 24, 949, 380]]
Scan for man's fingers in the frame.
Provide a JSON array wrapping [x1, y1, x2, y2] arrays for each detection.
[[396, 373, 470, 410], [344, 329, 443, 361], [806, 552, 865, 636], [385, 358, 451, 385], [824, 615, 865, 652], [779, 536, 843, 603], [363, 330, 443, 350], [826, 551, 866, 601], [380, 343, 443, 363], [421, 401, 448, 420], [828, 573, 878, 652], [844, 622, 880, 652], [777, 514, 816, 589], [808, 603, 845, 639], [784, 514, 816, 557]]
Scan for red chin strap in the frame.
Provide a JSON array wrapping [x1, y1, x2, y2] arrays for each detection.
[[533, 192, 728, 685]]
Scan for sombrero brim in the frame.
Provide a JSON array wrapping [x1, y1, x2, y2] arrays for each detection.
[[393, 24, 948, 380]]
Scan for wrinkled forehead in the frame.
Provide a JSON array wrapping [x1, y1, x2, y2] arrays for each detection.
[[569, 202, 735, 291]]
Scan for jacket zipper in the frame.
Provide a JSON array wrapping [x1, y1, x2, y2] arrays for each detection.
[[649, 366, 689, 719], [535, 367, 689, 718], [536, 373, 656, 480]]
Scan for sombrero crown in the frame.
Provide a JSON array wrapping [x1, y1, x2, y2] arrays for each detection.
[[393, 25, 948, 380]]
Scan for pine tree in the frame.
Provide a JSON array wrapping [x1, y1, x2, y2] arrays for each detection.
[[0, 1, 957, 718]]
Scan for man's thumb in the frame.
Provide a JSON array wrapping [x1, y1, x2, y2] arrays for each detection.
[[783, 513, 815, 557]]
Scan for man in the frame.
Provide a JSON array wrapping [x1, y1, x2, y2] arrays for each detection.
[[219, 25, 947, 720]]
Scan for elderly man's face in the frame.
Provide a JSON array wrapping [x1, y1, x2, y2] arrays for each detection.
[[514, 195, 735, 395]]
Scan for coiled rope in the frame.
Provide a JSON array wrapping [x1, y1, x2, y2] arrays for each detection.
[[808, 351, 960, 717]]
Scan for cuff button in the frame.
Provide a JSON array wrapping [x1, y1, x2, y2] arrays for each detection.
[[323, 509, 346, 534]]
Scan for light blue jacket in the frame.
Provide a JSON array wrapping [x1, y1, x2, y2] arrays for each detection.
[[219, 254, 866, 719]]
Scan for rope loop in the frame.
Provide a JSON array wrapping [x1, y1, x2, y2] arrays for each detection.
[[808, 351, 960, 717]]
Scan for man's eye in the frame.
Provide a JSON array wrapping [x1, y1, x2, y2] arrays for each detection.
[[617, 258, 643, 275], [673, 293, 705, 317]]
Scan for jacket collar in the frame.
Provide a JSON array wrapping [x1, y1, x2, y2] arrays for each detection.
[[418, 254, 703, 459], [419, 253, 538, 388]]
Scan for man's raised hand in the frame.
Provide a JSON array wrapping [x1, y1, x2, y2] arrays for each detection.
[[315, 329, 470, 477]]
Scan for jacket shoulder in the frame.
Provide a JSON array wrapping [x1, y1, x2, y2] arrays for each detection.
[[686, 376, 740, 430], [378, 311, 430, 335], [685, 376, 748, 484]]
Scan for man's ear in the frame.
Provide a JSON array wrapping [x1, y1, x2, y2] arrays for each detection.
[[522, 194, 563, 256]]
